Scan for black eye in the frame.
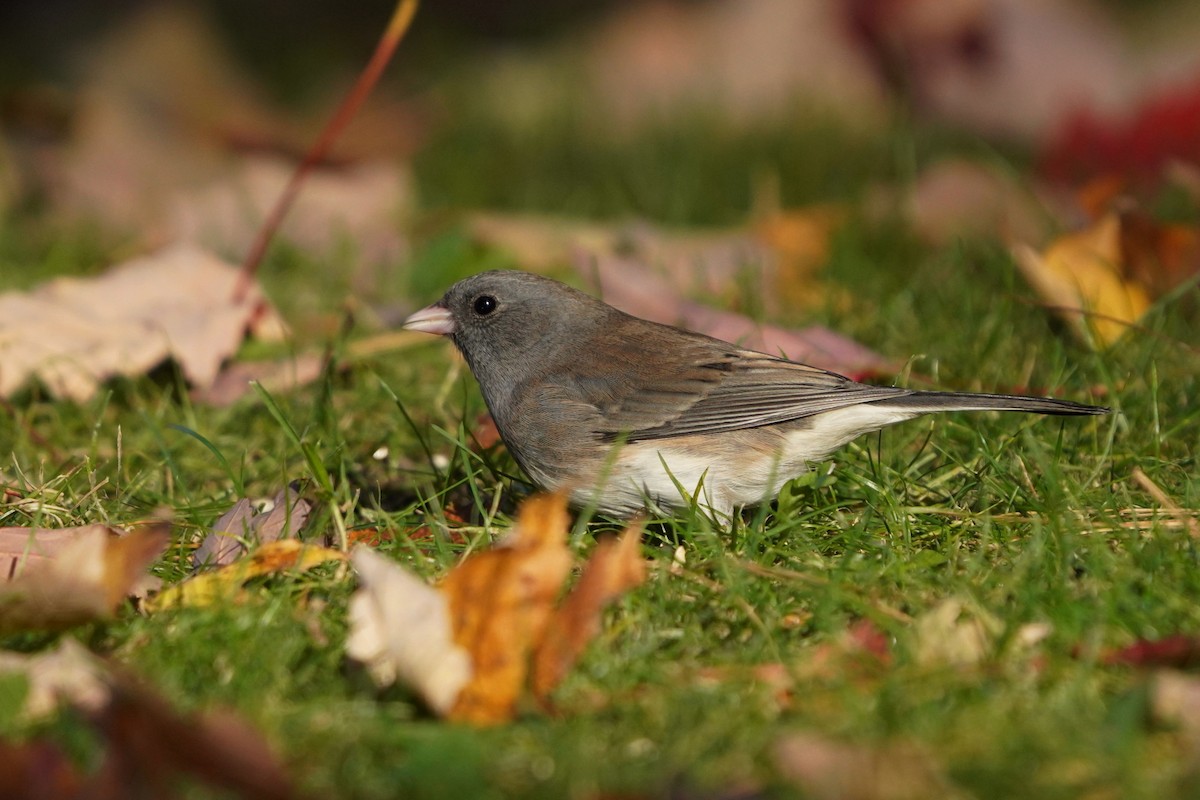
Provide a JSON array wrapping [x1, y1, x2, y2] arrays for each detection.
[[473, 295, 497, 316]]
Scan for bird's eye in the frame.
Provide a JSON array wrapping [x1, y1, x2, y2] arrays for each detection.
[[473, 295, 498, 316]]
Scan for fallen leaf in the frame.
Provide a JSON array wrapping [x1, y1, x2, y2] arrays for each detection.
[[580, 0, 885, 130], [1152, 670, 1200, 753], [1, 524, 113, 579], [345, 492, 647, 725], [1013, 213, 1152, 347], [470, 413, 503, 451], [174, 155, 411, 265], [18, 2, 418, 261], [193, 487, 312, 570], [1102, 635, 1200, 670], [193, 499, 254, 570], [191, 353, 326, 407], [798, 619, 893, 682], [150, 540, 344, 611], [774, 732, 965, 800], [0, 638, 110, 720], [1041, 76, 1200, 188], [346, 528, 394, 547], [0, 738, 85, 800], [347, 546, 472, 715], [0, 523, 169, 634], [442, 493, 575, 724], [1117, 208, 1200, 299], [92, 671, 296, 800], [912, 597, 1001, 668], [0, 244, 284, 400], [0, 643, 294, 800], [867, 157, 1049, 245], [531, 520, 646, 704]]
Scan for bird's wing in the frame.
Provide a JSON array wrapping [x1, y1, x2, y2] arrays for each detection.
[[551, 322, 910, 441], [615, 351, 910, 441]]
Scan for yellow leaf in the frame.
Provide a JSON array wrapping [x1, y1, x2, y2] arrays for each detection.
[[148, 540, 345, 611], [1013, 213, 1151, 347], [755, 206, 846, 312]]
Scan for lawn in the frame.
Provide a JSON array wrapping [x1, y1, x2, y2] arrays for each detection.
[[2, 80, 1199, 800]]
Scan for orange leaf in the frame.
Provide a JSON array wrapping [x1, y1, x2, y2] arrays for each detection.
[[441, 493, 574, 725], [346, 493, 645, 724], [530, 520, 646, 704], [1117, 208, 1200, 298], [1013, 213, 1151, 347]]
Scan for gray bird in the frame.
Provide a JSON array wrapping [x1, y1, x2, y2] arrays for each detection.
[[404, 270, 1108, 517]]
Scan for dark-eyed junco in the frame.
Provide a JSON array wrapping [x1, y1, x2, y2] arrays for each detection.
[[404, 270, 1108, 517]]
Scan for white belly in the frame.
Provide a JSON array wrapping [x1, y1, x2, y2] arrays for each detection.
[[575, 403, 922, 517]]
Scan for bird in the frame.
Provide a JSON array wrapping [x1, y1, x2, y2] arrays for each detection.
[[403, 270, 1108, 518]]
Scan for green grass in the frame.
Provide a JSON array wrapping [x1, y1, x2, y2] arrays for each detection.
[[1, 103, 1199, 799]]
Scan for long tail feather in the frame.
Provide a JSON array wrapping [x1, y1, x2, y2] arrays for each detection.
[[873, 391, 1108, 416]]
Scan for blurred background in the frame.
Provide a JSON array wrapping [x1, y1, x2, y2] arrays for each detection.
[[1, 0, 1198, 330]]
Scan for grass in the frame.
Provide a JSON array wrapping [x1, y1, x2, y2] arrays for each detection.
[[1, 98, 1199, 799]]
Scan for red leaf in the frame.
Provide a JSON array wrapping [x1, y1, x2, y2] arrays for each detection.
[[1102, 635, 1200, 669]]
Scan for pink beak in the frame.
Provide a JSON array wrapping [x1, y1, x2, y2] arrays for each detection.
[[403, 304, 456, 336]]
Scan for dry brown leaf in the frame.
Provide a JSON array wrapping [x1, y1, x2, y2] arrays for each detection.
[[173, 155, 411, 264], [193, 487, 312, 570], [774, 733, 965, 800], [193, 499, 254, 570], [346, 493, 646, 725], [1013, 213, 1152, 347], [1, 524, 112, 579], [93, 673, 297, 800], [29, 2, 416, 261], [0, 738, 87, 800], [442, 493, 575, 724], [149, 540, 344, 611], [530, 520, 646, 704], [0, 244, 285, 400], [0, 654, 296, 800], [0, 523, 168, 634], [347, 546, 472, 715], [0, 638, 110, 720], [191, 353, 326, 407]]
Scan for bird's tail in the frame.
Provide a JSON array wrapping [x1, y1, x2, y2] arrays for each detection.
[[873, 391, 1108, 417]]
